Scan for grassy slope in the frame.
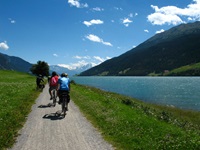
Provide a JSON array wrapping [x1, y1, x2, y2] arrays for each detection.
[[165, 62, 200, 76], [70, 84, 200, 150], [0, 70, 41, 150]]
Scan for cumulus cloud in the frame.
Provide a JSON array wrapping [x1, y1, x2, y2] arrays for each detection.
[[58, 56, 111, 70], [83, 19, 104, 27], [147, 0, 200, 25], [93, 56, 112, 62], [72, 60, 92, 69], [58, 60, 95, 70], [85, 34, 113, 46], [0, 41, 9, 50], [144, 29, 149, 33], [68, 0, 88, 8], [156, 29, 165, 34], [93, 56, 105, 62], [122, 18, 132, 27]]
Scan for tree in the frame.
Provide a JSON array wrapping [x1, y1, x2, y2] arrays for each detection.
[[30, 60, 49, 77]]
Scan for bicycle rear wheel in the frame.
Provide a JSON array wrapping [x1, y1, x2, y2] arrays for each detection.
[[62, 97, 68, 117]]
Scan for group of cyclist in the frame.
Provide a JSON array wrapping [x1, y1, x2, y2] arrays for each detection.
[[48, 71, 70, 106], [36, 71, 70, 109]]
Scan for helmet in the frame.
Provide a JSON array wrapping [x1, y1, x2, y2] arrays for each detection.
[[61, 73, 68, 77], [52, 71, 57, 76]]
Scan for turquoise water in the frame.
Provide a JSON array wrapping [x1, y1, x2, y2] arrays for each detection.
[[71, 76, 200, 111]]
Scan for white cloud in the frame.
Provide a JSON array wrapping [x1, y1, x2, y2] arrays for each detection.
[[144, 29, 149, 33], [114, 7, 123, 11], [53, 53, 58, 57], [156, 29, 165, 34], [68, 0, 88, 8], [58, 56, 111, 70], [123, 18, 132, 24], [93, 56, 111, 64], [85, 34, 113, 46], [106, 56, 111, 60], [92, 7, 104, 11], [9, 18, 16, 24], [129, 13, 133, 18], [83, 19, 104, 27], [58, 60, 95, 70], [93, 56, 105, 62], [147, 0, 200, 25], [73, 55, 91, 59], [122, 18, 132, 27], [0, 41, 9, 50]]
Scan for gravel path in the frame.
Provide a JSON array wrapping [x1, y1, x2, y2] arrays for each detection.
[[10, 85, 113, 150]]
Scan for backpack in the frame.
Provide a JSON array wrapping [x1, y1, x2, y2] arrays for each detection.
[[50, 76, 57, 86]]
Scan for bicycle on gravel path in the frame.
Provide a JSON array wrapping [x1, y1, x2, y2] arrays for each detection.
[[59, 91, 70, 117]]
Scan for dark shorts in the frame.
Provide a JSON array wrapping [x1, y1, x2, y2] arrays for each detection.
[[58, 90, 70, 103]]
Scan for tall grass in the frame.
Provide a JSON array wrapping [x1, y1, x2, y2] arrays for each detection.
[[70, 84, 200, 150], [0, 70, 41, 150]]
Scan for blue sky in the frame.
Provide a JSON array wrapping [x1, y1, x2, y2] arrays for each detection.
[[0, 0, 200, 69]]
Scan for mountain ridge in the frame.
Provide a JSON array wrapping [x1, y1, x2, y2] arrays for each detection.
[[0, 52, 32, 73], [79, 21, 200, 76], [0, 52, 92, 76]]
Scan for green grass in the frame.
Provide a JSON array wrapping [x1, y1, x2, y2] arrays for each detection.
[[0, 70, 42, 150], [70, 84, 200, 150], [0, 70, 199, 150], [165, 62, 200, 76]]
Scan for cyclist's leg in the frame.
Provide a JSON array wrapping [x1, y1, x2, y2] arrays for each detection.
[[58, 90, 63, 104], [66, 92, 70, 111], [49, 87, 53, 100], [53, 89, 57, 106]]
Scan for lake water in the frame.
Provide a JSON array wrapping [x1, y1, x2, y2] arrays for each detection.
[[71, 76, 200, 112]]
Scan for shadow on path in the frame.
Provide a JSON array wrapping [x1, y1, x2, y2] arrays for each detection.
[[42, 111, 66, 120], [38, 103, 56, 108]]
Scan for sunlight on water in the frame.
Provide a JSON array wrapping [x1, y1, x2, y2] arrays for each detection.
[[71, 76, 200, 111]]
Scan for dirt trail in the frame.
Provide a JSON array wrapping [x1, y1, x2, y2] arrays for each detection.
[[10, 85, 113, 150]]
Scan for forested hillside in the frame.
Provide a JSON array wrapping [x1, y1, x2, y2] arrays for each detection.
[[0, 52, 32, 73], [80, 21, 200, 76]]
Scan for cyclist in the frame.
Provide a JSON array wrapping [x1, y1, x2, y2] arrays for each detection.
[[57, 73, 70, 108], [49, 71, 59, 100], [36, 74, 44, 89]]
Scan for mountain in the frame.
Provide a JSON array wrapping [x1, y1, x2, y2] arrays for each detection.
[[79, 21, 200, 76], [0, 52, 32, 73], [49, 63, 93, 76], [0, 52, 93, 76]]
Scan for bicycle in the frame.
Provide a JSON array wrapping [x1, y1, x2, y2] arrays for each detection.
[[36, 82, 45, 91], [60, 91, 70, 117]]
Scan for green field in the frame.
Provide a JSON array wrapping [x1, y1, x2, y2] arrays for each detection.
[[0, 70, 199, 150], [71, 84, 200, 149], [0, 70, 41, 150]]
